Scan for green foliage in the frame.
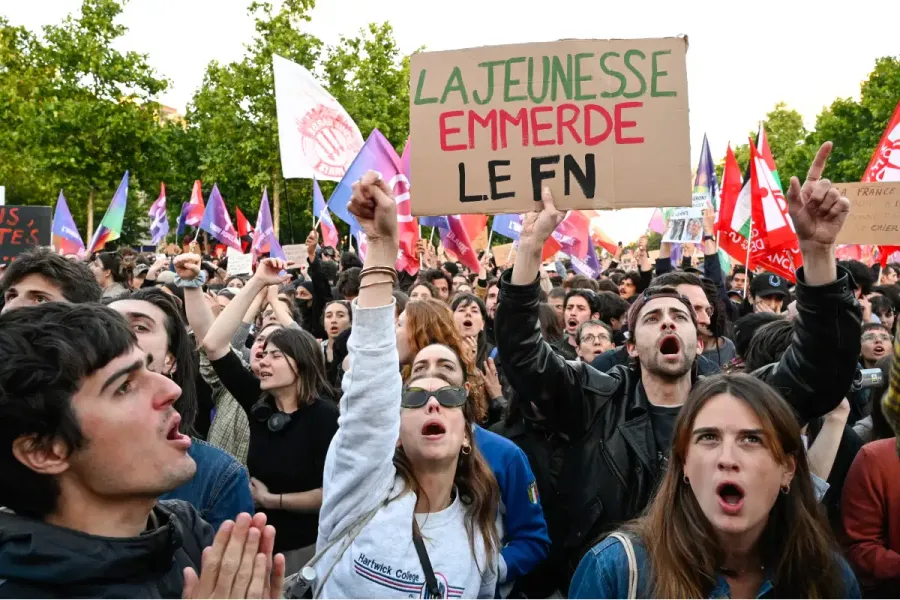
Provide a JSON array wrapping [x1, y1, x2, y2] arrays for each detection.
[[0, 0, 173, 247], [645, 230, 662, 252], [731, 58, 900, 186]]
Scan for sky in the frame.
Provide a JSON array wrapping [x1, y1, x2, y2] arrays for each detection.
[[5, 0, 898, 243]]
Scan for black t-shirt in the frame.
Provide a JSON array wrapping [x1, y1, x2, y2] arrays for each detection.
[[210, 351, 339, 552], [647, 402, 682, 472]]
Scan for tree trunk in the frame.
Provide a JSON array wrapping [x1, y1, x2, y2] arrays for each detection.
[[87, 189, 95, 242], [272, 176, 281, 240]]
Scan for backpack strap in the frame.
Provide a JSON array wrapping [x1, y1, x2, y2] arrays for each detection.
[[607, 532, 638, 600]]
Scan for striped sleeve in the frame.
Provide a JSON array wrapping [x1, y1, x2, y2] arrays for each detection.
[[883, 329, 900, 457]]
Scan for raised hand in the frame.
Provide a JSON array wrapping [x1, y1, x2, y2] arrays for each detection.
[[174, 253, 202, 281], [787, 142, 851, 249], [305, 230, 318, 260], [252, 258, 289, 286], [519, 187, 565, 246], [347, 170, 398, 248]]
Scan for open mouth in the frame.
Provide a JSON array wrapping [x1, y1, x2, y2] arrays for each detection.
[[567, 318, 578, 329], [421, 420, 446, 438], [716, 481, 745, 513], [259, 370, 273, 379], [165, 416, 191, 449], [873, 345, 886, 355], [659, 335, 681, 356]]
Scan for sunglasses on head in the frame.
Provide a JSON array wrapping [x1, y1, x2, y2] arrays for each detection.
[[401, 386, 467, 409]]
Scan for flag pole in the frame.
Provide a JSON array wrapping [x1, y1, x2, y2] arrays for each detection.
[[743, 225, 753, 297], [487, 229, 494, 251]]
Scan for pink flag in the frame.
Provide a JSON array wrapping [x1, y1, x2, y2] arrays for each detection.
[[647, 208, 666, 234], [199, 184, 242, 251], [252, 190, 276, 260]]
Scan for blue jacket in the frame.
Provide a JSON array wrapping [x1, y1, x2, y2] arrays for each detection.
[[161, 439, 254, 529], [474, 425, 551, 585], [570, 534, 861, 599]]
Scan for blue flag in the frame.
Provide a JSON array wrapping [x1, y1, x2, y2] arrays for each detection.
[[491, 214, 522, 241]]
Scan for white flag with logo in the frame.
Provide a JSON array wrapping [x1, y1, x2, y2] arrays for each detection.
[[273, 54, 364, 181]]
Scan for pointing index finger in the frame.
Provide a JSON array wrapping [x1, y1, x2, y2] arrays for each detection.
[[805, 141, 833, 183]]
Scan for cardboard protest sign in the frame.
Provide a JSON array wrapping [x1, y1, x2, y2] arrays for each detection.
[[834, 182, 900, 245], [409, 37, 691, 216], [281, 244, 308, 266], [492, 242, 517, 267], [226, 246, 253, 276], [0, 206, 51, 264]]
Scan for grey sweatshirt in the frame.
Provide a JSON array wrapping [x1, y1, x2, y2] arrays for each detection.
[[316, 301, 498, 598]]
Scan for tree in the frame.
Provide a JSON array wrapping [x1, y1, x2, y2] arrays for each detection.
[[732, 102, 808, 178], [0, 0, 174, 247]]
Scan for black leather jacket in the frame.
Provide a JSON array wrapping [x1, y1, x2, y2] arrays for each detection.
[[495, 265, 862, 570]]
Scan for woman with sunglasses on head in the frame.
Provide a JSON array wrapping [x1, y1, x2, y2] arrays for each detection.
[[178, 253, 340, 573], [570, 373, 859, 598], [308, 171, 500, 598]]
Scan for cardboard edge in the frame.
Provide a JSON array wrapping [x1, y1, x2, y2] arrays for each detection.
[[408, 36, 691, 60]]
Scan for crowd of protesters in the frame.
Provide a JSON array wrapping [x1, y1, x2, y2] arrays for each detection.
[[0, 141, 899, 598]]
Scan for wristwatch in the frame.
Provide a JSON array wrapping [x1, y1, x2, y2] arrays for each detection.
[[702, 234, 715, 242]]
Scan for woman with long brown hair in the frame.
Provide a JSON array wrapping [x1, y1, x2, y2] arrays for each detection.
[[310, 171, 500, 598], [570, 373, 859, 598], [397, 297, 489, 422]]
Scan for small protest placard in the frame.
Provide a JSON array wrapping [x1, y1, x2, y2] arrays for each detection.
[[282, 244, 308, 266], [0, 206, 51, 264], [226, 246, 252, 276], [662, 193, 708, 244], [409, 37, 691, 216], [834, 181, 900, 245]]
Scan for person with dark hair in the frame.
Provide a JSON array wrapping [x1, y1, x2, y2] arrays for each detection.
[[496, 157, 862, 586], [595, 278, 619, 294], [547, 287, 566, 327], [594, 291, 630, 343], [860, 322, 892, 368], [730, 312, 783, 370], [0, 303, 285, 596], [391, 289, 409, 320], [559, 289, 599, 360], [870, 293, 895, 333], [108, 288, 254, 529], [422, 267, 452, 301], [653, 271, 737, 370], [89, 250, 133, 299], [571, 374, 859, 598], [198, 257, 340, 570], [840, 259, 876, 297], [879, 263, 899, 286], [0, 247, 102, 313], [538, 302, 565, 344], [409, 279, 439, 302], [339, 250, 363, 272], [747, 271, 791, 314], [743, 319, 794, 373], [729, 264, 751, 291], [322, 299, 352, 388], [336, 266, 361, 301], [451, 293, 494, 368]]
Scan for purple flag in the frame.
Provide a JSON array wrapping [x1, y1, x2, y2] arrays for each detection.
[[327, 129, 402, 235], [52, 191, 85, 255], [198, 184, 241, 251], [252, 189, 277, 258], [148, 182, 169, 245]]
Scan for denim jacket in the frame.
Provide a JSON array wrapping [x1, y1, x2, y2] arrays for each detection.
[[161, 439, 254, 529], [570, 535, 861, 599]]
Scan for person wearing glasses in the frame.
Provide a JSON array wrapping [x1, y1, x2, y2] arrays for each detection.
[[574, 319, 615, 364], [180, 255, 340, 573], [309, 171, 500, 598]]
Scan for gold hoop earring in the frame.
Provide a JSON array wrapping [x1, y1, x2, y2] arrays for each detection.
[[780, 484, 790, 495], [683, 474, 690, 485], [461, 444, 471, 456]]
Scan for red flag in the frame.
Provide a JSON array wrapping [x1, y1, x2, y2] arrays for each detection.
[[460, 215, 488, 243], [235, 207, 254, 254], [863, 98, 900, 265], [584, 211, 618, 256], [394, 138, 420, 276], [553, 211, 591, 259], [749, 141, 802, 282]]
